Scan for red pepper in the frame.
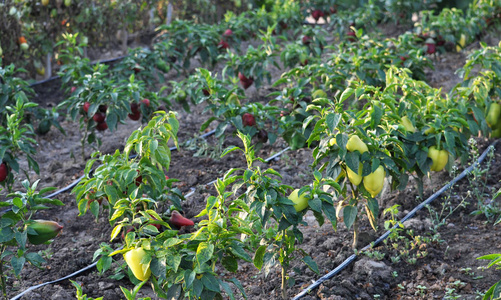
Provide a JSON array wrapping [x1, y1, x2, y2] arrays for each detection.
[[169, 211, 194, 228], [0, 162, 8, 182]]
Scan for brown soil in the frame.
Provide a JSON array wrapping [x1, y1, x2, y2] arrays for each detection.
[[3, 22, 501, 300]]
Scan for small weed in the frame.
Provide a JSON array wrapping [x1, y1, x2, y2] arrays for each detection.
[[361, 249, 385, 261], [426, 165, 469, 232], [444, 287, 460, 299], [391, 255, 401, 263], [467, 141, 500, 223], [415, 285, 427, 297], [459, 267, 474, 276], [382, 204, 433, 267], [38, 247, 54, 260]]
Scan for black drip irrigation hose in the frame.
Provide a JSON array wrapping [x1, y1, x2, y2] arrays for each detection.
[[8, 138, 291, 299], [292, 140, 499, 300], [10, 260, 99, 300]]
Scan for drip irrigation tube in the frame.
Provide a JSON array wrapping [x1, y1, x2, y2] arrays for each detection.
[[8, 139, 291, 300], [10, 260, 98, 300], [292, 140, 499, 300]]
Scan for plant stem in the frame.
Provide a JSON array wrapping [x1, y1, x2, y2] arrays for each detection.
[[281, 263, 287, 300], [0, 247, 6, 299], [81, 128, 88, 161], [352, 216, 359, 250]]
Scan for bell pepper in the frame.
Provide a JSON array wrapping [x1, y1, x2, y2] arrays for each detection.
[[0, 162, 8, 182], [486, 103, 501, 128], [288, 189, 308, 212], [428, 146, 449, 172], [363, 166, 385, 198], [26, 220, 63, 245], [346, 135, 368, 153], [123, 248, 151, 281], [347, 163, 363, 186], [400, 116, 416, 132]]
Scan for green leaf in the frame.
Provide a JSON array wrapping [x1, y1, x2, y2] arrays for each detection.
[[343, 205, 357, 229], [184, 269, 196, 289], [25, 252, 45, 268], [229, 242, 251, 262], [325, 113, 341, 134], [322, 201, 337, 230], [221, 146, 240, 158], [201, 273, 220, 293], [196, 242, 214, 267], [228, 278, 247, 299], [120, 286, 133, 299], [220, 280, 235, 300], [165, 253, 181, 273], [345, 151, 359, 174], [302, 256, 319, 274], [97, 256, 112, 274], [0, 227, 15, 243], [253, 245, 266, 270], [11, 255, 26, 276], [340, 87, 354, 103], [308, 197, 322, 213], [222, 254, 238, 273]]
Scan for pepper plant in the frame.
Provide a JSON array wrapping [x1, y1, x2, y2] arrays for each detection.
[[305, 65, 480, 249], [477, 251, 501, 300], [221, 132, 332, 299], [223, 26, 280, 90], [83, 113, 253, 299], [0, 179, 63, 297], [0, 98, 40, 192], [73, 111, 180, 223], [306, 88, 405, 249], [194, 68, 279, 150]]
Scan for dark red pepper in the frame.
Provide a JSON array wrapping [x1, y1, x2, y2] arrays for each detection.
[[169, 211, 194, 228]]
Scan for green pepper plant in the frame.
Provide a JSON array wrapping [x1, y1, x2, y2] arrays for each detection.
[[223, 26, 280, 91], [220, 132, 334, 299], [477, 250, 501, 300], [73, 111, 180, 223], [306, 86, 406, 249], [0, 179, 63, 298], [81, 114, 255, 299], [0, 98, 40, 192]]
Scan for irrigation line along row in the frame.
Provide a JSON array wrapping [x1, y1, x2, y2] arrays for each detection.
[[292, 140, 499, 300], [9, 140, 291, 299], [10, 260, 99, 300]]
